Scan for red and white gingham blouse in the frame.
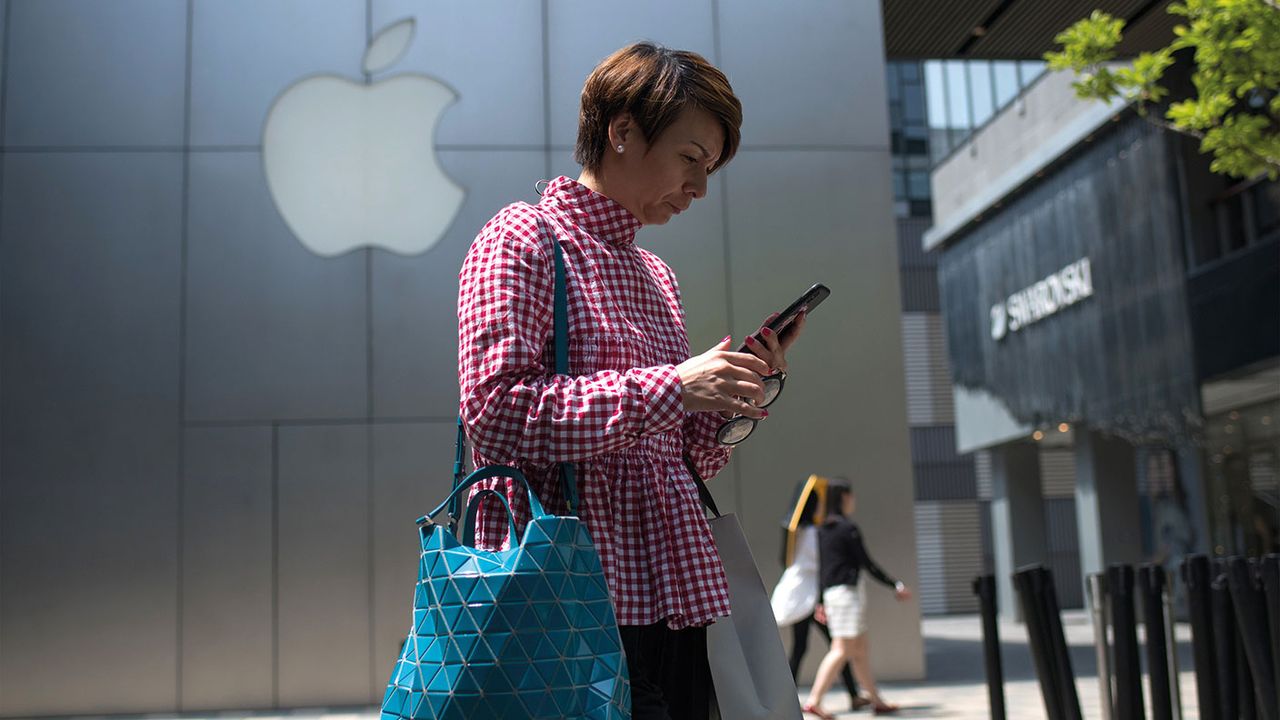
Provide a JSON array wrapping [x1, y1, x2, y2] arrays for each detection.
[[458, 175, 732, 629]]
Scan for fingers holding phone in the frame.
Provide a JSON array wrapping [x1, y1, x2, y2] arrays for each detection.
[[676, 335, 772, 418], [745, 310, 807, 373]]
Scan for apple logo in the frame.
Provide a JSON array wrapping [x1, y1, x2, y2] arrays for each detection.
[[263, 18, 465, 257]]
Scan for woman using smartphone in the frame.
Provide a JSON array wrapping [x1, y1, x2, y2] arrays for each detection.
[[458, 42, 806, 719]]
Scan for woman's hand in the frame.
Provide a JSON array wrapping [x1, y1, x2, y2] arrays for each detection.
[[677, 336, 772, 418], [814, 604, 827, 625], [744, 311, 807, 373], [895, 585, 913, 602]]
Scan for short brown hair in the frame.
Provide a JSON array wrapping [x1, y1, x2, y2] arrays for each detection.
[[575, 42, 742, 174]]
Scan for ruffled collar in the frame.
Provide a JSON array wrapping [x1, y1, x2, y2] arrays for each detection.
[[537, 176, 643, 247]]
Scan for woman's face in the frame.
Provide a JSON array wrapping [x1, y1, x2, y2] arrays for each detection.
[[843, 492, 856, 516], [606, 107, 724, 225]]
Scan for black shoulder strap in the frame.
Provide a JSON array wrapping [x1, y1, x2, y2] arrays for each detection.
[[683, 454, 722, 519]]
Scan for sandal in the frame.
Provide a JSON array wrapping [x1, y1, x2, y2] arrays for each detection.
[[802, 702, 837, 720], [873, 701, 900, 715]]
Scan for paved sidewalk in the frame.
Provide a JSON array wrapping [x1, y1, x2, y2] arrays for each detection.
[[799, 611, 1200, 719], [36, 612, 1200, 720]]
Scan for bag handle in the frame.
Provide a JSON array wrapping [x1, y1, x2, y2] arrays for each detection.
[[449, 214, 579, 523], [421, 464, 550, 529], [460, 489, 517, 547], [683, 454, 722, 519]]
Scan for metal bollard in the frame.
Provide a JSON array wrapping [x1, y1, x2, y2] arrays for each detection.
[[1087, 573, 1113, 720], [1211, 569, 1240, 720], [972, 574, 1007, 720], [1041, 569, 1083, 720], [1227, 557, 1274, 720], [1263, 554, 1280, 713], [1162, 571, 1183, 720], [1108, 564, 1145, 720], [1182, 555, 1220, 720], [1013, 565, 1082, 720], [1138, 564, 1174, 720]]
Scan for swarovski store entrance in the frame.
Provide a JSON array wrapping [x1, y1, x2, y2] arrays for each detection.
[[934, 118, 1214, 616]]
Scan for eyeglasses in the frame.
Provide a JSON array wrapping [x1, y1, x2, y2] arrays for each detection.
[[715, 371, 787, 445]]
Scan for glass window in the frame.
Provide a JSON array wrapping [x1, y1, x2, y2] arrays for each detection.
[[1218, 194, 1248, 253], [945, 61, 971, 130], [886, 63, 901, 102], [908, 171, 930, 200], [924, 61, 949, 130], [1252, 180, 1280, 240], [900, 62, 921, 82], [903, 84, 925, 125], [969, 61, 995, 127], [1018, 60, 1046, 88], [992, 61, 1020, 107], [892, 169, 907, 200]]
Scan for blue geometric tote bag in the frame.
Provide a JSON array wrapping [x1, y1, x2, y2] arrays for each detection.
[[379, 465, 631, 719], [379, 227, 630, 719]]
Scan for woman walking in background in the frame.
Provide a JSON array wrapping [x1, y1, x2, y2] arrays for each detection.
[[771, 475, 868, 712], [802, 480, 912, 719]]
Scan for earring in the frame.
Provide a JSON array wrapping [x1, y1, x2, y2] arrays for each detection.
[[616, 144, 625, 153]]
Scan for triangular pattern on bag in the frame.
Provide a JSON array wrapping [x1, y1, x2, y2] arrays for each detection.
[[380, 513, 631, 720]]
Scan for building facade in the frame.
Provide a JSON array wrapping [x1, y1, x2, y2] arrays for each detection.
[[925, 61, 1279, 618], [0, 1, 925, 715]]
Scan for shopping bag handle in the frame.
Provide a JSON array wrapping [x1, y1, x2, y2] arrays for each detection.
[[421, 464, 549, 527], [683, 454, 722, 518], [459, 489, 518, 548]]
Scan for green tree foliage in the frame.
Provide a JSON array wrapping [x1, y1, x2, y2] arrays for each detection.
[[1046, 0, 1280, 179]]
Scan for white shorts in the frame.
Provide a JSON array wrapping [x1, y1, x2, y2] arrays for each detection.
[[822, 583, 867, 639]]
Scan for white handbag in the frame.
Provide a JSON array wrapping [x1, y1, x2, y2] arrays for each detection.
[[770, 526, 819, 626]]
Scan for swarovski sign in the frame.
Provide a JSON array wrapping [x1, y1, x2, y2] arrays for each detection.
[[990, 257, 1094, 341]]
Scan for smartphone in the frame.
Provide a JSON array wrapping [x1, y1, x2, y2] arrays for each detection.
[[738, 283, 829, 351]]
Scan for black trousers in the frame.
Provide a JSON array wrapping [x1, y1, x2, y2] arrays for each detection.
[[618, 623, 717, 720], [789, 613, 859, 699]]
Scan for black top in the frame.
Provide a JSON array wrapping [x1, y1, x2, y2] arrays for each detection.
[[818, 514, 898, 591]]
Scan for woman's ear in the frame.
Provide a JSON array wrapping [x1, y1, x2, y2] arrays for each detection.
[[608, 113, 637, 150]]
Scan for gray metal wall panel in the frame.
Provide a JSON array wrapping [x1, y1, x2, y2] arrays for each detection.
[[974, 449, 993, 500], [0, 1, 7, 87], [181, 427, 274, 711], [719, 0, 889, 148], [939, 502, 983, 614], [4, 1, 186, 147], [372, 0, 544, 146], [0, 153, 183, 714], [725, 147, 923, 677], [371, 150, 545, 418], [546, 0, 715, 147], [896, 218, 935, 268], [900, 267, 941, 312], [0, 2, 925, 711], [371, 422, 456, 695], [902, 314, 953, 426], [184, 151, 368, 422], [914, 464, 978, 501], [276, 424, 371, 705], [189, 0, 365, 146], [1040, 447, 1076, 498], [1045, 498, 1084, 609], [914, 503, 947, 615]]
